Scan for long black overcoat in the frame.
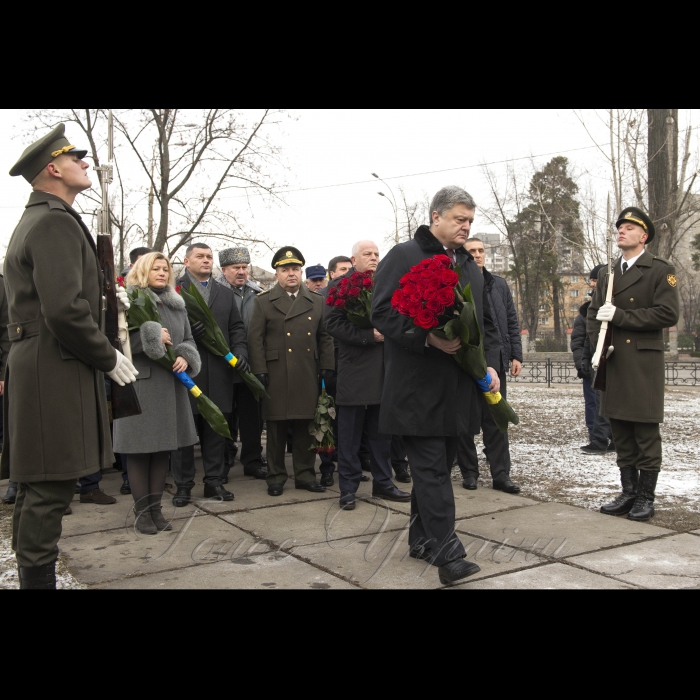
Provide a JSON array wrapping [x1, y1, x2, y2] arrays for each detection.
[[371, 225, 500, 437], [324, 270, 383, 406], [177, 274, 247, 415], [1, 192, 115, 481], [587, 251, 679, 423]]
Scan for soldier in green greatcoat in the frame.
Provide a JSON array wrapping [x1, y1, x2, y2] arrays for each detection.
[[247, 246, 335, 497], [587, 207, 679, 522], [2, 124, 138, 589]]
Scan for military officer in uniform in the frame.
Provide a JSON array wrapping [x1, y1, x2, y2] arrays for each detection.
[[247, 247, 335, 496], [588, 207, 679, 522], [2, 125, 138, 589]]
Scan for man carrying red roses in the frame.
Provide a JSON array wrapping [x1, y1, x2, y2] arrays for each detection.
[[372, 186, 502, 585]]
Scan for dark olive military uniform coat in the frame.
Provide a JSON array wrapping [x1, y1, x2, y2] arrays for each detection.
[[1, 192, 115, 482], [587, 251, 679, 423], [248, 282, 335, 420]]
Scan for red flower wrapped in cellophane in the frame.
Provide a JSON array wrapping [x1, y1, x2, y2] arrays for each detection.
[[391, 254, 519, 432], [325, 270, 374, 328]]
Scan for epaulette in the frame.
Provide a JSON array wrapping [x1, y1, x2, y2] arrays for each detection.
[[256, 288, 270, 296], [47, 200, 67, 212], [652, 255, 672, 265]]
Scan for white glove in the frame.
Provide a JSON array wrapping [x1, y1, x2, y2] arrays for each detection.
[[596, 303, 617, 322], [116, 288, 130, 311], [107, 349, 138, 386]]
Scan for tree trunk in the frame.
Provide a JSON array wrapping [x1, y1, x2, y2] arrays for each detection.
[[647, 109, 678, 258]]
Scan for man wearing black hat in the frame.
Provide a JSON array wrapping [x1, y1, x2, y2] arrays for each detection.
[[572, 264, 613, 454], [588, 207, 679, 521], [247, 247, 335, 496], [2, 124, 138, 588]]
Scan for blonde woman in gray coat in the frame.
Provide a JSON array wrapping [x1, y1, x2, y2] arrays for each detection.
[[113, 252, 201, 534]]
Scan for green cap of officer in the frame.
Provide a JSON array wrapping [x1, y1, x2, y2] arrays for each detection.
[[271, 246, 305, 269], [615, 206, 655, 243], [9, 123, 88, 183]]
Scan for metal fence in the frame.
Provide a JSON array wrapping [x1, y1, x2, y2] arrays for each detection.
[[507, 360, 700, 387]]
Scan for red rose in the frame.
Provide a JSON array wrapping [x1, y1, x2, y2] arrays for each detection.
[[409, 289, 423, 303], [407, 300, 423, 317], [348, 287, 361, 298], [402, 283, 417, 297], [337, 286, 349, 298], [339, 277, 351, 287], [434, 254, 451, 267], [391, 290, 404, 309], [436, 287, 455, 306], [414, 310, 439, 329], [175, 285, 182, 294], [426, 298, 444, 314], [440, 269, 459, 287], [116, 276, 126, 287], [334, 298, 346, 308], [362, 277, 373, 288]]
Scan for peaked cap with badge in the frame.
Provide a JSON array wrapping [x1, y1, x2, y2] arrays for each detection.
[[219, 247, 250, 267], [615, 206, 655, 243], [9, 123, 88, 183], [271, 246, 305, 269]]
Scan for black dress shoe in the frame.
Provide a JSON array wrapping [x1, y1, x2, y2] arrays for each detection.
[[119, 480, 131, 495], [244, 464, 268, 480], [360, 457, 372, 472], [462, 477, 477, 490], [339, 493, 356, 510], [295, 481, 326, 492], [393, 465, 411, 483], [203, 484, 234, 501], [320, 473, 334, 487], [2, 484, 18, 504], [360, 474, 370, 482], [172, 487, 192, 507], [260, 456, 268, 467], [492, 479, 521, 494], [372, 484, 411, 502], [268, 484, 284, 496], [580, 443, 608, 454], [438, 558, 481, 584]]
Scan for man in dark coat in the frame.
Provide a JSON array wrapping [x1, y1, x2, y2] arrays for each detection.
[[171, 243, 248, 505], [572, 264, 612, 454], [216, 246, 266, 480], [0, 274, 13, 502], [588, 207, 679, 521], [324, 240, 410, 508], [248, 247, 335, 496], [3, 124, 138, 588], [372, 186, 501, 585], [454, 238, 523, 493]]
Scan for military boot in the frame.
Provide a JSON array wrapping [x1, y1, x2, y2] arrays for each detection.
[[600, 466, 638, 516], [19, 560, 57, 589], [627, 470, 659, 522]]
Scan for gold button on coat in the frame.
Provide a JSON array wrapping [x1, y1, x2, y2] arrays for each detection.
[[307, 332, 311, 336], [308, 317, 312, 320], [307, 348, 310, 352], [287, 332, 291, 336], [630, 298, 634, 302], [626, 339, 631, 343], [288, 348, 292, 352]]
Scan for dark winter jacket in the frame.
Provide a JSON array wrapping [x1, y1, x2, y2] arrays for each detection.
[[571, 301, 592, 371], [371, 225, 500, 437], [483, 268, 522, 371]]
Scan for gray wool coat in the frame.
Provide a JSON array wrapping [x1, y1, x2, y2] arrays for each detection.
[[112, 286, 201, 454]]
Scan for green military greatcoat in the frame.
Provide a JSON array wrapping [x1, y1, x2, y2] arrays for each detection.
[[248, 282, 334, 420], [1, 191, 116, 482], [587, 251, 680, 423]]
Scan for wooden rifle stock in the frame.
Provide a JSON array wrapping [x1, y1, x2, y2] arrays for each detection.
[[97, 234, 142, 419]]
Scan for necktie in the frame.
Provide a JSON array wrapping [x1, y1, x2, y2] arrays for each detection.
[[290, 294, 296, 301], [622, 262, 628, 274], [446, 249, 456, 265]]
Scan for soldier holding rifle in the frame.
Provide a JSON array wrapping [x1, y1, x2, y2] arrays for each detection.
[[588, 207, 679, 522], [2, 125, 138, 589]]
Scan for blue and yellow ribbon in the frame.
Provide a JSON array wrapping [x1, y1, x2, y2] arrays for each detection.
[[224, 351, 238, 369], [174, 370, 202, 397]]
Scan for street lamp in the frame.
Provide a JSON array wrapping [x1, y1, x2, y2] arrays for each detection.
[[372, 172, 399, 244]]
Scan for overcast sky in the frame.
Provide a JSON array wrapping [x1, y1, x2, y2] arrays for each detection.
[[1, 109, 697, 272]]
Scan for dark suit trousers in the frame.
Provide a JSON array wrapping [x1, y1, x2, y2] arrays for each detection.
[[391, 435, 409, 470], [337, 404, 393, 496], [226, 382, 263, 469], [609, 418, 662, 472], [402, 436, 466, 567], [456, 369, 509, 482], [171, 413, 229, 488], [12, 479, 76, 568], [266, 419, 316, 486]]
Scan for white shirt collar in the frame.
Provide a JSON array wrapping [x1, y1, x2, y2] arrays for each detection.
[[621, 251, 644, 271]]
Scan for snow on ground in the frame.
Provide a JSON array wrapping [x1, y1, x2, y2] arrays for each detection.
[[457, 384, 700, 529]]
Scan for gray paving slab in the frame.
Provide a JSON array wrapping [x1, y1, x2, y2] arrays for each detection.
[[690, 530, 700, 536], [61, 513, 258, 585], [291, 532, 545, 589], [353, 477, 537, 518], [221, 497, 410, 548], [455, 502, 673, 557], [449, 562, 637, 589], [94, 552, 358, 589], [568, 533, 700, 589]]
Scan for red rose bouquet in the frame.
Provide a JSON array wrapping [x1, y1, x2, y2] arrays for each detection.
[[325, 270, 374, 328], [391, 254, 518, 432]]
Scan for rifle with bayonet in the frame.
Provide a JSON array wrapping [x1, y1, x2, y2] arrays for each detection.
[[592, 214, 615, 391], [96, 109, 142, 419]]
